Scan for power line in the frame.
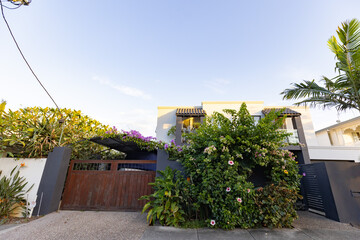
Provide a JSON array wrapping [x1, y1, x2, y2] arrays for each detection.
[[0, 0, 66, 146], [1, 3, 21, 10], [0, 0, 62, 114]]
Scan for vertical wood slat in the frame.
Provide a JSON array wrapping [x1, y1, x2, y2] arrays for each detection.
[[61, 160, 156, 211]]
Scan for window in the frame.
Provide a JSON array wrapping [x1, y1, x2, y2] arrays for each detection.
[[252, 115, 261, 125], [182, 117, 201, 133], [352, 132, 360, 142]]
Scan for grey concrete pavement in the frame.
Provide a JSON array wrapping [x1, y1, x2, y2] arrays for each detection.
[[0, 224, 25, 234], [140, 211, 360, 240], [0, 211, 148, 240], [1, 211, 360, 240]]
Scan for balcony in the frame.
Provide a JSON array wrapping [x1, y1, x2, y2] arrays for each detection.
[[279, 129, 300, 144]]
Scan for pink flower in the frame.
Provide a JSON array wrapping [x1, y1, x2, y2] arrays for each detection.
[[228, 160, 234, 165], [247, 189, 250, 193], [210, 220, 216, 226], [226, 187, 231, 192], [303, 172, 306, 177], [237, 197, 242, 203]]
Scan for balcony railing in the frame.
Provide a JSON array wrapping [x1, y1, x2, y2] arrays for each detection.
[[278, 129, 300, 144]]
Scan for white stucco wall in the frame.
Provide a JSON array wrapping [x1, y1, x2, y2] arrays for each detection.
[[308, 146, 360, 162], [316, 131, 332, 146], [0, 158, 47, 217], [201, 101, 264, 116], [156, 107, 177, 143]]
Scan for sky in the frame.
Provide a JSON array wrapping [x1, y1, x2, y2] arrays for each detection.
[[1, 0, 360, 137]]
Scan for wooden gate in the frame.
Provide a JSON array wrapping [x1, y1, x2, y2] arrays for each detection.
[[61, 160, 156, 211]]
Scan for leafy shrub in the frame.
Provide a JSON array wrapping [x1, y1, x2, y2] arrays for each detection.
[[0, 103, 111, 159], [0, 166, 33, 220], [143, 103, 302, 229], [254, 182, 301, 228], [140, 167, 187, 227]]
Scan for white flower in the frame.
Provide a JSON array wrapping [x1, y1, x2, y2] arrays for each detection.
[[210, 220, 216, 226], [237, 197, 242, 203], [226, 187, 231, 192], [228, 160, 234, 165]]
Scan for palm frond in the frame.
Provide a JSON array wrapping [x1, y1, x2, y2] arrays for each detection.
[[282, 18, 360, 113], [281, 80, 332, 99]]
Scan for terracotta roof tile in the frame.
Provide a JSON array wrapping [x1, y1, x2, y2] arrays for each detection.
[[176, 108, 206, 116], [262, 108, 301, 117]]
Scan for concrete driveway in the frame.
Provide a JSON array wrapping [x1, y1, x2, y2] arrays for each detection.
[[1, 211, 360, 240], [0, 211, 148, 240]]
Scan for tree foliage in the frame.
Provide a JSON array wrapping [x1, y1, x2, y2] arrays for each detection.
[[142, 104, 302, 229], [0, 102, 111, 159], [281, 19, 360, 112]]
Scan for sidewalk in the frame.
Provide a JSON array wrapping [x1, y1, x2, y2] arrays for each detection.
[[0, 211, 359, 240], [141, 211, 360, 240]]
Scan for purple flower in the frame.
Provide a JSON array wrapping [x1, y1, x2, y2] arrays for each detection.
[[164, 144, 169, 150], [303, 172, 306, 177]]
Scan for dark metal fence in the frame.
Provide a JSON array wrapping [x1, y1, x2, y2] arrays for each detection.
[[300, 162, 360, 226]]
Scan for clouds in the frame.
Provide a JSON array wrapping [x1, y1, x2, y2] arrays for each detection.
[[97, 108, 157, 137], [203, 78, 231, 94], [93, 76, 152, 100]]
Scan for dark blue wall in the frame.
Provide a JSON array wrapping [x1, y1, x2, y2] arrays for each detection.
[[156, 150, 184, 176], [33, 147, 72, 216]]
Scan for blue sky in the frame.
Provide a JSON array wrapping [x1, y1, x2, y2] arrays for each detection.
[[1, 0, 360, 136]]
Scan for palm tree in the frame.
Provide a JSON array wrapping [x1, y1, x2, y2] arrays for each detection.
[[281, 19, 360, 112]]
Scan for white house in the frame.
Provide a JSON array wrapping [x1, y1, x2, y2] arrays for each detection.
[[310, 116, 360, 162], [156, 101, 319, 165], [156, 101, 360, 163]]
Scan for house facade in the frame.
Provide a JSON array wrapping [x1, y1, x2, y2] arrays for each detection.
[[311, 116, 360, 162], [156, 101, 319, 165]]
